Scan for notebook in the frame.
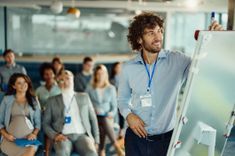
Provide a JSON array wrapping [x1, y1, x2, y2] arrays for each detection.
[[15, 138, 42, 147]]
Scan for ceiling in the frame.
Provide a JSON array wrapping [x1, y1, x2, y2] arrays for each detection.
[[0, 0, 228, 12]]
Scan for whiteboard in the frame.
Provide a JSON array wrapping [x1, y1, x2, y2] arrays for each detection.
[[167, 31, 235, 156]]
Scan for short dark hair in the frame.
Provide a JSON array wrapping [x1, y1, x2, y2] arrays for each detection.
[[127, 12, 164, 51], [3, 49, 14, 57], [83, 57, 93, 64], [39, 62, 56, 80]]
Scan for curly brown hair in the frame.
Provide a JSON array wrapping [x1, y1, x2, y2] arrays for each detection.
[[127, 12, 164, 51]]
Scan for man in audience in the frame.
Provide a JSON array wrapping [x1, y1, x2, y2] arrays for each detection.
[[0, 49, 27, 92], [35, 62, 61, 156], [74, 57, 94, 92], [43, 70, 99, 156], [36, 62, 61, 110]]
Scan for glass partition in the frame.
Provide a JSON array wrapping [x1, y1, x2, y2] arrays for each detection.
[[168, 31, 235, 156], [6, 7, 132, 55]]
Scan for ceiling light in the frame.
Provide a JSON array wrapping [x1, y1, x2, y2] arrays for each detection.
[[185, 0, 199, 8], [67, 7, 80, 18], [50, 0, 63, 14], [67, 0, 80, 18]]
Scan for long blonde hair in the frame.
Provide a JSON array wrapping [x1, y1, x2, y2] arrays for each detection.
[[91, 64, 110, 88]]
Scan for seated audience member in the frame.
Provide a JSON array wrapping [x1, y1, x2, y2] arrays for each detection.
[[0, 73, 41, 156], [36, 62, 61, 110], [110, 62, 121, 89], [86, 65, 124, 156], [0, 49, 27, 92], [35, 63, 61, 156], [51, 57, 64, 79], [74, 57, 94, 92], [43, 70, 99, 156]]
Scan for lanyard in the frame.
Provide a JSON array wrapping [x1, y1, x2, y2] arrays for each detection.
[[142, 54, 158, 92], [65, 95, 75, 114]]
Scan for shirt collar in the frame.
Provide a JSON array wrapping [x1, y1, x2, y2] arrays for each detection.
[[134, 49, 167, 64], [62, 89, 75, 100], [6, 63, 16, 68]]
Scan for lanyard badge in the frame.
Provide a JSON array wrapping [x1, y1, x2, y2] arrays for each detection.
[[64, 116, 72, 124], [64, 95, 74, 124], [140, 54, 158, 107], [140, 93, 152, 107]]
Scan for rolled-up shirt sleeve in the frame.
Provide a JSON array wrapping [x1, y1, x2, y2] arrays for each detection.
[[117, 63, 132, 119]]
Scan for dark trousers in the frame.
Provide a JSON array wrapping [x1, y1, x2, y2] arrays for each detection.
[[125, 128, 172, 156]]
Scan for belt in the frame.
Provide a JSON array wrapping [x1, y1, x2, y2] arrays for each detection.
[[145, 130, 173, 141], [128, 127, 173, 142]]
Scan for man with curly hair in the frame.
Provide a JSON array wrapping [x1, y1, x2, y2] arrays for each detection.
[[117, 12, 222, 156]]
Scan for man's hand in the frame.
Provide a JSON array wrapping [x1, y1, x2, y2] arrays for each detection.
[[54, 134, 67, 142], [209, 21, 224, 31], [126, 113, 147, 138], [27, 133, 37, 140], [5, 133, 15, 142]]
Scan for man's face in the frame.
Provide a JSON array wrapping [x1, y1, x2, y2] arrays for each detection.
[[57, 72, 74, 90], [83, 61, 94, 73], [139, 25, 164, 54], [4, 52, 15, 65], [43, 69, 55, 84]]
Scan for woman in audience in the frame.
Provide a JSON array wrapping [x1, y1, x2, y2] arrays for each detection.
[[86, 65, 124, 156], [110, 62, 121, 89], [0, 73, 41, 156], [51, 57, 64, 79]]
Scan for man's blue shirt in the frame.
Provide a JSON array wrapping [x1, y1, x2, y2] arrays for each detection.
[[118, 49, 191, 135]]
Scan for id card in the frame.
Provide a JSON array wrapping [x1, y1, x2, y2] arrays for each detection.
[[25, 117, 34, 130], [64, 116, 72, 124], [140, 93, 152, 107]]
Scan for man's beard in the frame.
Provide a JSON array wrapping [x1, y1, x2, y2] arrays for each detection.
[[142, 40, 162, 54]]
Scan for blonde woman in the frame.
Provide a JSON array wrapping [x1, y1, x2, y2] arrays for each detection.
[[86, 65, 124, 156]]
